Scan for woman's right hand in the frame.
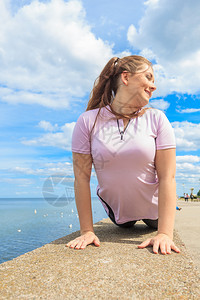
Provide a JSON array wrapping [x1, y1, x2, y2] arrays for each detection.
[[65, 231, 100, 250]]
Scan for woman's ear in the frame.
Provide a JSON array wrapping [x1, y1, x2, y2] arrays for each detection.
[[121, 71, 129, 86]]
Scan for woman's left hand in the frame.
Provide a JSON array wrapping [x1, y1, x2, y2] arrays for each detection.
[[137, 233, 181, 254]]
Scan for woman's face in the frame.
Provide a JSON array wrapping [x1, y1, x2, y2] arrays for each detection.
[[122, 64, 156, 108]]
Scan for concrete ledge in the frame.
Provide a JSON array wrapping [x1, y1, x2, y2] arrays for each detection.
[[175, 200, 200, 273], [0, 218, 200, 299]]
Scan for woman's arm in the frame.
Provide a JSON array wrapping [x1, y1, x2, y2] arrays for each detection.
[[66, 152, 100, 249], [138, 148, 180, 254], [156, 148, 176, 239]]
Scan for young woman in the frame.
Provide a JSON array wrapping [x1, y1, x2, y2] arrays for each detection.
[[66, 55, 180, 255]]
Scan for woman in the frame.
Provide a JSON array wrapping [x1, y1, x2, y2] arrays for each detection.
[[66, 55, 180, 255]]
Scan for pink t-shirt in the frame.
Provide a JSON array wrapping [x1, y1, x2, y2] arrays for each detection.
[[71, 105, 176, 223]]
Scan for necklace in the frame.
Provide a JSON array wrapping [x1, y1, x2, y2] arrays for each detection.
[[116, 108, 142, 141], [117, 119, 131, 141]]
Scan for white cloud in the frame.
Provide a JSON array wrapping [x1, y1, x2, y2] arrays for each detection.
[[9, 161, 74, 176], [175, 155, 200, 195], [176, 108, 200, 114], [127, 0, 200, 96], [144, 0, 160, 5], [176, 163, 200, 184], [6, 159, 97, 191], [172, 121, 200, 151], [11, 166, 44, 175], [149, 99, 170, 111], [176, 155, 200, 163], [140, 48, 157, 61], [0, 0, 114, 108], [176, 162, 198, 172], [22, 121, 76, 150], [0, 178, 33, 185], [127, 24, 138, 46], [15, 191, 29, 195], [0, 87, 72, 108], [38, 120, 58, 131]]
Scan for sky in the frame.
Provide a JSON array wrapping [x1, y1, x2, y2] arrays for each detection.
[[0, 0, 200, 198]]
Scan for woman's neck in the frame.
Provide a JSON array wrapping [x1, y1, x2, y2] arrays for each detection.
[[111, 98, 140, 115]]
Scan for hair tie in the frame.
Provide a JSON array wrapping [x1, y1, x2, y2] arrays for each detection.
[[114, 57, 120, 67]]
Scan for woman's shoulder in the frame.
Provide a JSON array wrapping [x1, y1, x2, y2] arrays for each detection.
[[142, 108, 171, 131], [143, 107, 167, 121], [144, 107, 165, 116], [75, 107, 104, 132], [77, 106, 111, 122], [77, 107, 100, 120]]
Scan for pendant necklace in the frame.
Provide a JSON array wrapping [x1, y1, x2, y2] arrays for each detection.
[[116, 109, 141, 141], [117, 119, 131, 141]]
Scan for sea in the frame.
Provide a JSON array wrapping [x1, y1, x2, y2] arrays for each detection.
[[0, 197, 108, 264]]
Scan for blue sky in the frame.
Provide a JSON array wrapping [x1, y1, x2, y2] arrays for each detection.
[[0, 0, 200, 198]]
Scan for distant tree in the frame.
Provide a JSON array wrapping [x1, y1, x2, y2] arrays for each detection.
[[197, 190, 200, 197]]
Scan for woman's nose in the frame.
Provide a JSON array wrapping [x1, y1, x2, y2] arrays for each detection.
[[150, 82, 156, 91]]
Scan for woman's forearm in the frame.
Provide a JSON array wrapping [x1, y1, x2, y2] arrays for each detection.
[[157, 178, 176, 239], [74, 179, 94, 235]]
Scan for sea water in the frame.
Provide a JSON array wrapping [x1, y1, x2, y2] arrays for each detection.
[[0, 197, 107, 264]]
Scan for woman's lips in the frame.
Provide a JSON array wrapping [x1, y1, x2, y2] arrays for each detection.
[[145, 90, 151, 97]]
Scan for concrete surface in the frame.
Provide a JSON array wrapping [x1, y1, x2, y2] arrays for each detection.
[[1, 208, 200, 299], [175, 200, 200, 273]]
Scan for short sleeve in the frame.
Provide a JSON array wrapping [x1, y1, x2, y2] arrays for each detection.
[[156, 111, 176, 150], [71, 113, 91, 154]]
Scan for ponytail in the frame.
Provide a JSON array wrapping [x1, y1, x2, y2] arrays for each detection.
[[86, 57, 119, 111]]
